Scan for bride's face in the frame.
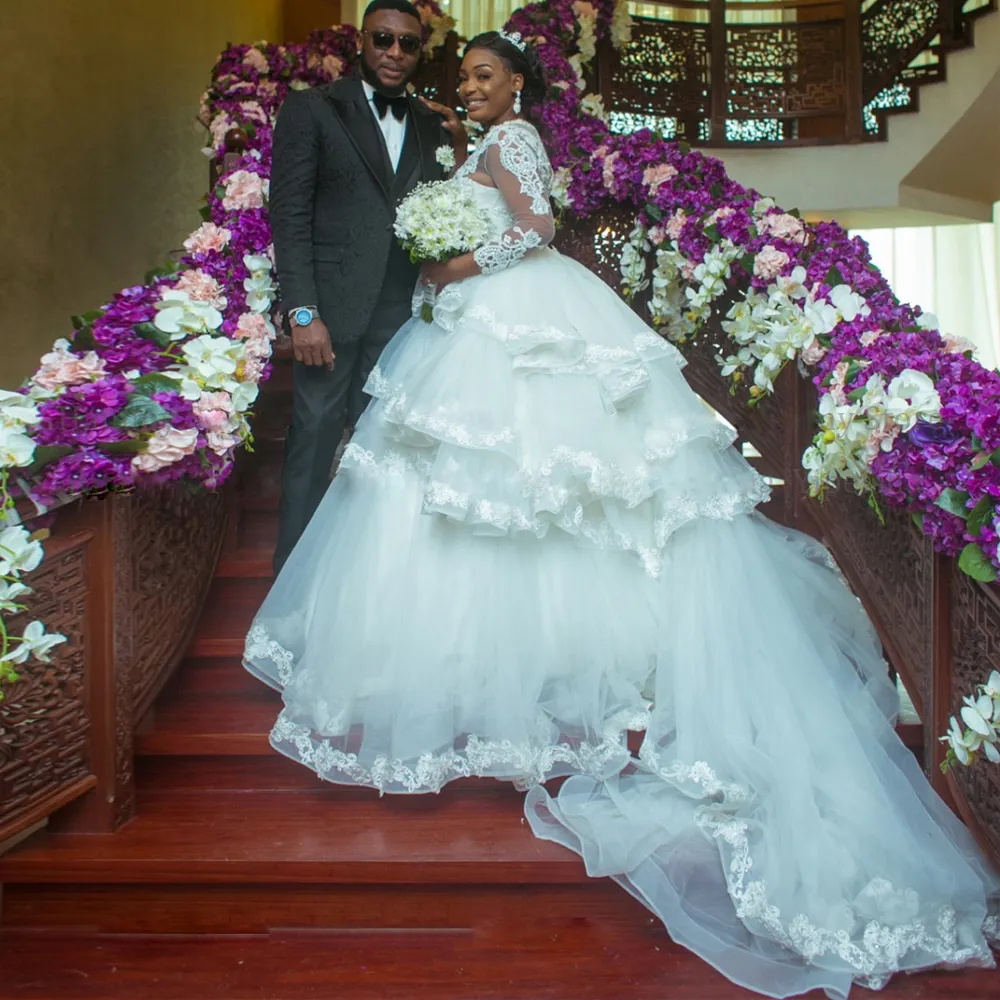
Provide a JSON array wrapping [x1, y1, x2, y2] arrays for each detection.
[[458, 48, 524, 128]]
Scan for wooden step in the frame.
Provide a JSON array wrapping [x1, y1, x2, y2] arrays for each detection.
[[0, 926, 995, 1000], [0, 787, 580, 886], [189, 578, 271, 658], [215, 548, 273, 579]]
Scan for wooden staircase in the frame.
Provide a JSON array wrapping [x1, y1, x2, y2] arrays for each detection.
[[0, 356, 996, 998]]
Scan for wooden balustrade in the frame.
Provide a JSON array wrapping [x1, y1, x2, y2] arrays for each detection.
[[0, 486, 228, 844]]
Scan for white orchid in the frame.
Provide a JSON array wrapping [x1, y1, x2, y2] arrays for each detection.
[[942, 670, 1000, 769], [0, 620, 66, 666], [829, 284, 871, 322], [0, 424, 37, 469], [550, 167, 572, 211], [154, 290, 224, 339], [0, 579, 31, 614], [610, 0, 634, 48], [0, 525, 44, 577], [885, 369, 941, 431], [181, 335, 242, 381], [580, 93, 608, 121], [229, 381, 260, 413], [0, 390, 41, 428]]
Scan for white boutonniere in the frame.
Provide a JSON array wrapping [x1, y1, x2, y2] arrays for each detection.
[[435, 144, 456, 173]]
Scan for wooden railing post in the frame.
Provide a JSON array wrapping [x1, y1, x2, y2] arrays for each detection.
[[844, 0, 865, 141], [709, 0, 728, 144]]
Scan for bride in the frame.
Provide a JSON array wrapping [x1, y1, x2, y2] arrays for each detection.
[[244, 29, 999, 998]]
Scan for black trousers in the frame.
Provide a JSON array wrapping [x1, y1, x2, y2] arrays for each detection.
[[273, 295, 412, 574]]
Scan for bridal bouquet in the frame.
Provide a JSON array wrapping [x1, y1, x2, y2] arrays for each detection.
[[394, 179, 490, 321]]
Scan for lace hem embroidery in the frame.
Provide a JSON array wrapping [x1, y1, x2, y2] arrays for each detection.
[[638, 749, 997, 983]]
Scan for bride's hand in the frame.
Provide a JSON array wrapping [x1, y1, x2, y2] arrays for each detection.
[[421, 260, 454, 290], [418, 96, 463, 138]]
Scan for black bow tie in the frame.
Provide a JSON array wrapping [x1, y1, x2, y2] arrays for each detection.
[[372, 92, 408, 122]]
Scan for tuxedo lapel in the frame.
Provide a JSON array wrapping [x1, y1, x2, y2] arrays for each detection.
[[411, 98, 447, 185], [325, 79, 392, 199], [392, 114, 422, 197]]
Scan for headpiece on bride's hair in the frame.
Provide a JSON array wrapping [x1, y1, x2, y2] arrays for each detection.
[[497, 29, 527, 52]]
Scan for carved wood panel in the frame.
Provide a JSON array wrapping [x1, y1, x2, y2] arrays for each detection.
[[949, 568, 1000, 863], [0, 536, 91, 836]]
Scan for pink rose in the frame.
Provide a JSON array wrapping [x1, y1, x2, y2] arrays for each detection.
[[759, 212, 806, 245], [680, 259, 697, 281], [591, 144, 608, 161], [753, 246, 791, 281], [800, 339, 828, 366], [209, 113, 235, 150], [132, 427, 199, 474], [941, 332, 977, 354], [193, 391, 235, 434], [235, 312, 274, 340], [258, 80, 279, 99], [863, 423, 901, 464], [707, 207, 735, 225], [34, 344, 106, 391], [601, 151, 620, 192], [859, 328, 884, 348], [206, 428, 238, 455], [642, 163, 677, 194], [222, 170, 268, 211], [665, 210, 688, 241], [242, 48, 270, 75], [648, 225, 667, 247], [175, 269, 228, 309], [183, 222, 232, 256], [243, 355, 266, 382], [829, 361, 850, 405], [238, 101, 268, 124], [322, 55, 344, 79]]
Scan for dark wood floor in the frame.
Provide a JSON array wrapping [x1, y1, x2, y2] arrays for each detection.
[[1, 363, 996, 998]]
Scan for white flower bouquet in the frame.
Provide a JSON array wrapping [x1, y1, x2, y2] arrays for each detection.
[[394, 179, 490, 321]]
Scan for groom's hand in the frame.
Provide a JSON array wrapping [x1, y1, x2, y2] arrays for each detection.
[[292, 317, 335, 369]]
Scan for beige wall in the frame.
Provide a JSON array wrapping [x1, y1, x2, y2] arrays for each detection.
[[0, 0, 284, 388]]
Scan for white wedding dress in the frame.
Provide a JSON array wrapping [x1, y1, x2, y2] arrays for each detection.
[[244, 119, 999, 997]]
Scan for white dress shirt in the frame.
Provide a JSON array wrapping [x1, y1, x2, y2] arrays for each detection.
[[362, 80, 407, 173]]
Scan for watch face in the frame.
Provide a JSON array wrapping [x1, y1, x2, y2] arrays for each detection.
[[294, 308, 313, 326]]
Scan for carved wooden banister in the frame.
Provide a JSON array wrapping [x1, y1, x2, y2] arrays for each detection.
[[0, 487, 227, 843]]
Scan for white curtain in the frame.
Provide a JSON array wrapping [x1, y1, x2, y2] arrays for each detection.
[[851, 208, 1000, 369], [439, 0, 518, 37]]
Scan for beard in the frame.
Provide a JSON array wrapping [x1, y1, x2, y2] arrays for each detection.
[[359, 52, 414, 97]]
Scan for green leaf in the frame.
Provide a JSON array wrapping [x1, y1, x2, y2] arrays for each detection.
[[739, 253, 756, 275], [911, 512, 925, 531], [97, 440, 147, 454], [112, 394, 173, 429], [676, 141, 691, 154], [825, 265, 845, 287], [645, 203, 663, 222], [788, 208, 801, 219], [26, 444, 74, 473], [135, 321, 172, 348], [935, 487, 971, 519], [709, 182, 722, 199], [71, 326, 97, 351], [131, 373, 179, 396], [967, 495, 996, 537], [846, 387, 866, 403], [199, 204, 212, 222], [704, 224, 720, 242], [959, 542, 998, 583]]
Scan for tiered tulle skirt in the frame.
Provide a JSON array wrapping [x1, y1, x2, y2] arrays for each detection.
[[245, 247, 998, 998]]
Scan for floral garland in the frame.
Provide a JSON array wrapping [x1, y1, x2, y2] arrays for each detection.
[[0, 4, 454, 694], [2, 0, 995, 763]]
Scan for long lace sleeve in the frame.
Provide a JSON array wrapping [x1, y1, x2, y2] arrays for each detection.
[[472, 125, 555, 276]]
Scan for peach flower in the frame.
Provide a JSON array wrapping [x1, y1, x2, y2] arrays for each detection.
[[34, 343, 106, 391], [863, 423, 901, 464], [829, 361, 850, 405], [322, 55, 344, 79], [242, 48, 270, 75], [753, 246, 791, 281], [642, 163, 677, 194], [601, 151, 620, 193], [800, 339, 828, 366], [707, 206, 735, 225], [859, 328, 885, 348], [193, 391, 235, 433], [222, 170, 268, 211], [183, 222, 232, 256], [175, 270, 228, 309], [209, 113, 235, 150], [132, 427, 199, 474], [648, 225, 667, 247], [941, 332, 977, 355], [758, 212, 806, 245], [665, 210, 688, 241]]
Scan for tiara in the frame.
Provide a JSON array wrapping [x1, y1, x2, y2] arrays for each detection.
[[498, 29, 527, 52]]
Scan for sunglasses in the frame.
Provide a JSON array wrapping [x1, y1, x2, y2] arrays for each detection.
[[364, 30, 422, 55]]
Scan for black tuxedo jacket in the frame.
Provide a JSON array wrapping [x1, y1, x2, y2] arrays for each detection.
[[269, 76, 450, 344]]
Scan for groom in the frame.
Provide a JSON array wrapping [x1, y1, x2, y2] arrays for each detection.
[[269, 0, 460, 573]]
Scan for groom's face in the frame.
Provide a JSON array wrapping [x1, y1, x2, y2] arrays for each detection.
[[360, 10, 422, 95]]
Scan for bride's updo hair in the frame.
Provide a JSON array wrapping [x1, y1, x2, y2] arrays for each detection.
[[463, 31, 547, 115]]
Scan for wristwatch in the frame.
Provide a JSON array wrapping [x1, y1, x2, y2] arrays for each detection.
[[289, 306, 318, 327]]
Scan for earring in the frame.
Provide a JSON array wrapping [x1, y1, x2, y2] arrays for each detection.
[[513, 90, 522, 115]]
